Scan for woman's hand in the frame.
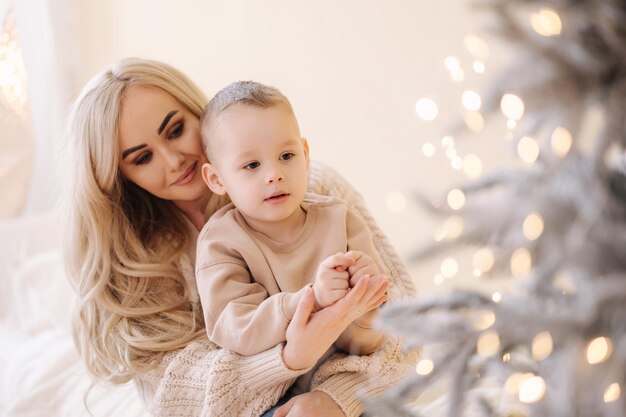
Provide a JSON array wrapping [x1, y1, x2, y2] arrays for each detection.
[[282, 274, 389, 370], [273, 391, 345, 417]]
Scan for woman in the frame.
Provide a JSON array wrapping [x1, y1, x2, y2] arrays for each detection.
[[62, 58, 416, 417]]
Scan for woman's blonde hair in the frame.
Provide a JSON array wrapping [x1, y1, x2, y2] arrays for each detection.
[[62, 58, 212, 384]]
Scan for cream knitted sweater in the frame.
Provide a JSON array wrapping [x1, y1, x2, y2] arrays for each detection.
[[135, 161, 417, 417]]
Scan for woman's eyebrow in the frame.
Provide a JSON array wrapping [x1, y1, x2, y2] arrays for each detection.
[[122, 144, 147, 159], [158, 110, 179, 134]]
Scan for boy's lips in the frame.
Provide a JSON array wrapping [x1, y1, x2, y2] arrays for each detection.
[[264, 192, 290, 203], [172, 161, 197, 185]]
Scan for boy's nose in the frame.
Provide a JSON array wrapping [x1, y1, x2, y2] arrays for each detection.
[[266, 166, 284, 183]]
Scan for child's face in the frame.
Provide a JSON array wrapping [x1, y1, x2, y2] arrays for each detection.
[[202, 103, 310, 225]]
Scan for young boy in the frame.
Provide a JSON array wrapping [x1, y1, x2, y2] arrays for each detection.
[[196, 81, 388, 366]]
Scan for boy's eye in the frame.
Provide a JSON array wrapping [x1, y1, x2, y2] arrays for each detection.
[[135, 151, 153, 165], [244, 161, 260, 170], [167, 121, 184, 140], [280, 152, 295, 161]]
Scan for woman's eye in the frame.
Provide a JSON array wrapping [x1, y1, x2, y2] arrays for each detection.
[[167, 122, 184, 140], [280, 152, 295, 161], [244, 161, 260, 170], [135, 152, 153, 165]]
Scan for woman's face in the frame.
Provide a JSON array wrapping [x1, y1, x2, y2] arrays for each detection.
[[118, 85, 209, 207]]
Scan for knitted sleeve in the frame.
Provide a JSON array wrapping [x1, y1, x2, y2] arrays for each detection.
[[307, 160, 418, 417], [135, 340, 311, 417]]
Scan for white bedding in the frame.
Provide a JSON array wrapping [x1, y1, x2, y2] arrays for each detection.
[[0, 212, 150, 417]]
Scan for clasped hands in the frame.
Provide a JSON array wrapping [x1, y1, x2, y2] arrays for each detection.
[[312, 250, 388, 313]]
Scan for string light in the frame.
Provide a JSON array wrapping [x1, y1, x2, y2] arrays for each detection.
[[386, 191, 407, 213], [532, 331, 553, 361], [416, 98, 438, 120], [511, 247, 532, 278], [519, 376, 546, 403], [523, 212, 544, 241], [586, 337, 612, 364], [604, 383, 621, 403], [518, 136, 540, 164], [551, 127, 572, 157], [501, 94, 525, 121], [492, 292, 502, 303], [447, 189, 466, 210], [502, 352, 511, 362], [415, 359, 434, 375], [530, 8, 563, 37]]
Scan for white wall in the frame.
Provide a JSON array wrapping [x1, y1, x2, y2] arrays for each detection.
[[69, 1, 512, 289]]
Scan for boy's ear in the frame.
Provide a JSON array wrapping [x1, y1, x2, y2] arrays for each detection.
[[302, 137, 310, 170], [201, 162, 227, 195]]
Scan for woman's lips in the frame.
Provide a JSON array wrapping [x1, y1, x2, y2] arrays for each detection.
[[173, 161, 197, 185]]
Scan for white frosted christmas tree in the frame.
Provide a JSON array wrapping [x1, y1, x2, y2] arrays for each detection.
[[372, 1, 626, 416]]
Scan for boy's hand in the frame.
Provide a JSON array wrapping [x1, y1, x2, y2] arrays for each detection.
[[312, 253, 355, 309], [346, 250, 381, 287]]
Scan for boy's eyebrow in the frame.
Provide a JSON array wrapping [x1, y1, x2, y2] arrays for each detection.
[[158, 110, 179, 134]]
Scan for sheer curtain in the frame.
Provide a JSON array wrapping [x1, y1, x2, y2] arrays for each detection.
[[0, 0, 78, 219]]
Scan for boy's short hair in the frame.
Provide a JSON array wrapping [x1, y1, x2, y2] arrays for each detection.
[[200, 81, 294, 159]]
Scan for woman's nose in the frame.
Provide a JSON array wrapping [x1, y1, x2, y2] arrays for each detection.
[[162, 147, 185, 170]]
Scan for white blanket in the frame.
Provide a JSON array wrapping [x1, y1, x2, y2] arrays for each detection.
[[0, 212, 149, 417]]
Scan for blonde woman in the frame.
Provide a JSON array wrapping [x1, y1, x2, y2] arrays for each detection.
[[62, 58, 416, 417]]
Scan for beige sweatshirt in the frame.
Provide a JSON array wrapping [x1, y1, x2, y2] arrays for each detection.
[[134, 160, 418, 417], [195, 193, 384, 357]]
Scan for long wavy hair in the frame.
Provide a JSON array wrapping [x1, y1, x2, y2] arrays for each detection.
[[62, 58, 221, 384]]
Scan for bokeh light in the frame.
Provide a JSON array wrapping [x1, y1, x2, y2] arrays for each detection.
[[462, 90, 482, 111], [604, 383, 621, 403], [518, 136, 540, 164], [415, 359, 434, 376], [422, 142, 436, 157], [477, 331, 500, 357], [463, 153, 483, 178], [416, 98, 438, 120], [523, 212, 544, 241], [511, 247, 532, 278], [501, 94, 525, 120], [472, 247, 495, 273], [532, 331, 553, 361], [551, 127, 572, 157], [530, 8, 563, 37], [440, 257, 459, 278], [447, 189, 466, 210], [386, 191, 407, 213], [586, 337, 612, 364], [464, 111, 484, 133], [519, 376, 546, 403]]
